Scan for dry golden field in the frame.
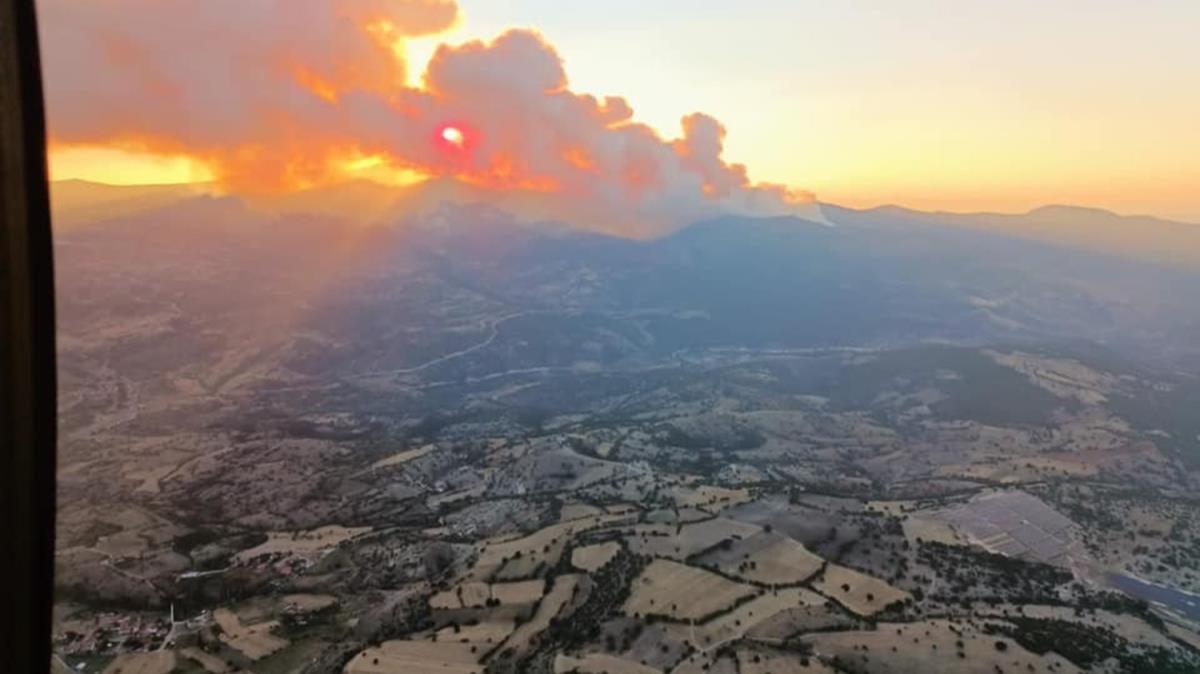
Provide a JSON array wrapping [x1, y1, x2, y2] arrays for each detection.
[[212, 608, 288, 661], [234, 525, 371, 563], [500, 574, 582, 658], [625, 559, 756, 621], [430, 580, 545, 610], [370, 444, 436, 469], [737, 647, 838, 674], [469, 516, 627, 582], [571, 541, 621, 572], [695, 532, 824, 585], [344, 640, 482, 674], [553, 652, 660, 674], [560, 503, 607, 522], [626, 518, 761, 559], [665, 587, 825, 651], [812, 564, 910, 617]]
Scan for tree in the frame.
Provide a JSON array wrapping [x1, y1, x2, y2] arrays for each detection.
[[424, 543, 455, 580]]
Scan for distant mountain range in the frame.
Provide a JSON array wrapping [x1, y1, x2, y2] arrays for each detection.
[[50, 179, 1200, 375], [833, 203, 1200, 269], [51, 178, 1199, 268]]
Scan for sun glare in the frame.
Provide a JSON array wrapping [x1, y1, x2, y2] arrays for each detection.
[[441, 126, 465, 148]]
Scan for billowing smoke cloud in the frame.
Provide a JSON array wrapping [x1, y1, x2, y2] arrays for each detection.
[[38, 0, 817, 235]]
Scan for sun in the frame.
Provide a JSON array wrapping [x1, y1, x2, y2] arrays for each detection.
[[441, 126, 465, 148]]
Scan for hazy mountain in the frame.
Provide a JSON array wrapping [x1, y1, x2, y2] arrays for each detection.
[[51, 185, 1200, 377], [49, 179, 213, 229], [829, 203, 1200, 268]]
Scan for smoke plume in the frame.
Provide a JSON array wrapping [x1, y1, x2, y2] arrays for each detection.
[[39, 0, 817, 235]]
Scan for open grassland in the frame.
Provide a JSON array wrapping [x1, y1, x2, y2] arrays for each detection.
[[625, 559, 755, 621], [693, 532, 824, 585], [571, 541, 621, 572], [234, 525, 371, 563], [553, 652, 661, 674], [802, 619, 1082, 674], [344, 640, 481, 674], [812, 563, 910, 617], [213, 608, 288, 661]]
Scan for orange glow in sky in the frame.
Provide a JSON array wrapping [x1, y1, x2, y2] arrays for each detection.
[[40, 0, 1200, 223]]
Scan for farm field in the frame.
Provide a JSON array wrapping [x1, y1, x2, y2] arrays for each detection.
[[212, 608, 288, 661], [233, 525, 371, 563], [281, 593, 337, 613], [692, 532, 824, 585], [560, 503, 607, 522], [433, 619, 515, 646], [571, 541, 621, 572], [430, 579, 545, 609], [626, 518, 761, 559], [501, 574, 582, 658], [737, 648, 838, 674], [625, 559, 756, 621], [812, 564, 910, 617], [370, 444, 436, 469], [673, 485, 753, 510], [553, 653, 660, 674], [469, 516, 626, 582], [344, 640, 482, 674], [666, 587, 826, 651]]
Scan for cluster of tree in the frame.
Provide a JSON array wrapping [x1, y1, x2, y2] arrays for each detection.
[[917, 541, 1071, 603], [987, 617, 1200, 673]]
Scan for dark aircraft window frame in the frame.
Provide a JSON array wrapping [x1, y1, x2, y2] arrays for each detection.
[[1, 1, 59, 672]]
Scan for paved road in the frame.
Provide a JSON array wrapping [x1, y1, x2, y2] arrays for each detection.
[[1109, 572, 1200, 623]]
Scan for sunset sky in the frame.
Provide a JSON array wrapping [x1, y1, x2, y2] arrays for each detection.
[[44, 0, 1200, 222]]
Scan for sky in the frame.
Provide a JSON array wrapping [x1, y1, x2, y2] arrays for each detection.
[[43, 0, 1200, 222]]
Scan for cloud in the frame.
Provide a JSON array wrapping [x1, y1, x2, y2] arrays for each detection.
[[38, 0, 816, 235]]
